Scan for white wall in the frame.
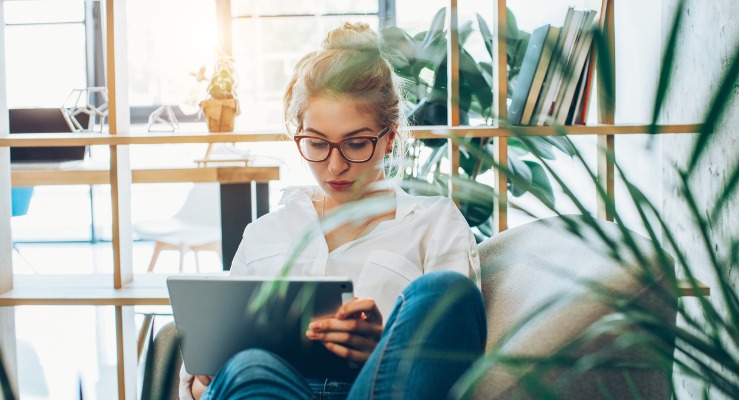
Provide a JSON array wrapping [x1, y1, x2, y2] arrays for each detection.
[[659, 0, 738, 398]]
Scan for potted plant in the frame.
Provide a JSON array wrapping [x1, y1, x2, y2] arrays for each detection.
[[196, 51, 239, 133]]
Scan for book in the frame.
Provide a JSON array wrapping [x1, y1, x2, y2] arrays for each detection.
[[531, 7, 582, 125], [508, 24, 558, 125], [567, 54, 592, 125], [552, 10, 597, 125], [574, 0, 610, 125], [520, 26, 560, 125]]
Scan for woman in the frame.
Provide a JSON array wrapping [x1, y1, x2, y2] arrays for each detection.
[[181, 22, 487, 400]]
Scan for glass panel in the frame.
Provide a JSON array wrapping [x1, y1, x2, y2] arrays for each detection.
[[232, 15, 378, 130], [126, 0, 218, 107], [233, 0, 319, 16], [322, 0, 378, 14], [507, 0, 602, 32], [11, 185, 92, 242], [233, 0, 377, 17], [503, 135, 598, 229], [5, 24, 87, 108], [395, 0, 446, 35], [4, 0, 84, 24]]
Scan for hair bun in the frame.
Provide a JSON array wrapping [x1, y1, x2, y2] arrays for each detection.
[[322, 22, 381, 54]]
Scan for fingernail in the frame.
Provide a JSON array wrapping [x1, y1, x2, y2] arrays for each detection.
[[336, 311, 345, 319], [305, 330, 315, 338]]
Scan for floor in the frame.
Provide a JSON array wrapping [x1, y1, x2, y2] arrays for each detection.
[[11, 241, 223, 400]]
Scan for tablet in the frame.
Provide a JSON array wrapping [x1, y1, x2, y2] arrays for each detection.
[[167, 275, 359, 379]]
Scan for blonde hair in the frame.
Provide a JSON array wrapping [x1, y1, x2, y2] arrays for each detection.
[[284, 22, 408, 178]]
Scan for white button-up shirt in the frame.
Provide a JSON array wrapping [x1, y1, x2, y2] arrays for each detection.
[[230, 184, 481, 320], [180, 184, 480, 399]]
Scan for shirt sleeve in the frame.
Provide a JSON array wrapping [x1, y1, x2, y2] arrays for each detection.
[[423, 200, 481, 286], [178, 363, 196, 400], [229, 235, 249, 275]]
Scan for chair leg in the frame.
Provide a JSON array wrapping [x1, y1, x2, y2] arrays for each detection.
[[179, 244, 188, 272], [147, 242, 165, 272], [194, 250, 201, 273]]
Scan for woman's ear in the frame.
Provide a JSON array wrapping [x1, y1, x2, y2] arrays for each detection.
[[385, 126, 397, 154]]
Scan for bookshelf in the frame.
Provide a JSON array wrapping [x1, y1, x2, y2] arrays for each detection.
[[0, 1, 705, 399]]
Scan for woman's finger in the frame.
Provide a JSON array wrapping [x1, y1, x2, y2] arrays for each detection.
[[321, 342, 371, 362], [305, 330, 378, 351], [308, 318, 383, 339], [336, 298, 383, 324]]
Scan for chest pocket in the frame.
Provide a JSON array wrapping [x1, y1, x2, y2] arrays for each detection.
[[355, 250, 423, 320], [240, 243, 291, 276]]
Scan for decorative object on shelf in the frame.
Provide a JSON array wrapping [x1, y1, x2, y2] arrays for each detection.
[[147, 104, 179, 132], [195, 51, 239, 133], [60, 87, 109, 133], [193, 50, 240, 160]]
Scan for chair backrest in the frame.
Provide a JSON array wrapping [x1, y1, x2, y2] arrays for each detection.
[[11, 187, 34, 217], [173, 183, 221, 227], [142, 321, 181, 400], [473, 215, 677, 399]]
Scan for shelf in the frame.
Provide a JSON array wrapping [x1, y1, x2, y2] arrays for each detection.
[[0, 131, 287, 147], [0, 274, 171, 306], [412, 123, 702, 139], [0, 274, 708, 307], [678, 279, 711, 297], [11, 165, 280, 186], [0, 124, 702, 147]]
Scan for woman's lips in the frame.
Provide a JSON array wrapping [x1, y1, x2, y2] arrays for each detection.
[[327, 181, 354, 191]]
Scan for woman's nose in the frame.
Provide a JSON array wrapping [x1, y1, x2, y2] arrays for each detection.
[[327, 148, 349, 175]]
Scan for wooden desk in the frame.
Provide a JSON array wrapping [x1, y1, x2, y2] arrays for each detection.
[[11, 165, 280, 269]]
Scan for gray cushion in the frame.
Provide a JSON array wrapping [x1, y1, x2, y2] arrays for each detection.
[[472, 215, 677, 399]]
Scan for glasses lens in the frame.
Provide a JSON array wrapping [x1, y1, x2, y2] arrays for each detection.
[[340, 138, 374, 162], [298, 137, 330, 161]]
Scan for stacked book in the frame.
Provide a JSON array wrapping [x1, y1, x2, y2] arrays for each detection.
[[508, 7, 599, 126]]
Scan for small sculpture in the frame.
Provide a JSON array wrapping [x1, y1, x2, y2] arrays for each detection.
[[147, 104, 180, 132], [60, 87, 109, 133]]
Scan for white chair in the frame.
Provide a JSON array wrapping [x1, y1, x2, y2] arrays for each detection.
[[134, 183, 222, 272]]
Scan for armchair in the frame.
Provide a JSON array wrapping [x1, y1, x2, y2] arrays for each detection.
[[143, 215, 677, 399]]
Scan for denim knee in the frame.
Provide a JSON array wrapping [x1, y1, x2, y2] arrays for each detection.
[[402, 271, 486, 342], [220, 348, 283, 377], [405, 270, 481, 302]]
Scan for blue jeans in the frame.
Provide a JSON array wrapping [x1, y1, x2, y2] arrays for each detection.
[[202, 271, 487, 399]]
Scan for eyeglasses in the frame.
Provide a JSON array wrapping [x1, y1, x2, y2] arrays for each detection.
[[294, 127, 391, 163]]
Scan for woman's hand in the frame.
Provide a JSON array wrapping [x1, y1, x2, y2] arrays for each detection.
[[306, 298, 384, 362], [192, 375, 213, 400]]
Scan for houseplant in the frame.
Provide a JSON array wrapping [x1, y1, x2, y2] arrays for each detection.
[[196, 51, 239, 133], [380, 8, 575, 237]]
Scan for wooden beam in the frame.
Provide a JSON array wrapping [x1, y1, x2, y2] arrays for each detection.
[[447, 0, 461, 200], [105, 0, 137, 398], [596, 0, 616, 221], [493, 0, 509, 232]]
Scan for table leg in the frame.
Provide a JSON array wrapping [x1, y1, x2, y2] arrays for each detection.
[[219, 183, 252, 271]]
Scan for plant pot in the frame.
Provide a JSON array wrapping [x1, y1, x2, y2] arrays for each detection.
[[199, 98, 238, 132]]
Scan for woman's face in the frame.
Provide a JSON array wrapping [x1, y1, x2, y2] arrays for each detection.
[[299, 96, 395, 207]]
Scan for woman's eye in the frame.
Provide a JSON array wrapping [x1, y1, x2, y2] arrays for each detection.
[[345, 139, 369, 150], [308, 140, 328, 148]]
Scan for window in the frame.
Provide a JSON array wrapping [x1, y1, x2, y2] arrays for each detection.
[[3, 0, 87, 108], [230, 0, 383, 129]]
